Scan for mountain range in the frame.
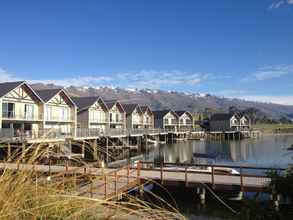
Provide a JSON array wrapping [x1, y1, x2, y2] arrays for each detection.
[[31, 83, 293, 120]]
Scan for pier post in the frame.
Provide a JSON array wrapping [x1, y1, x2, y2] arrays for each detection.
[[106, 137, 109, 165], [93, 139, 98, 161], [7, 143, 11, 162], [200, 188, 206, 205]]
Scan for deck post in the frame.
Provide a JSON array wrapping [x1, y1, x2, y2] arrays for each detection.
[[185, 166, 188, 187], [21, 143, 25, 163], [114, 170, 118, 197], [104, 175, 107, 199], [106, 137, 109, 165], [82, 140, 85, 158], [240, 166, 244, 192], [200, 188, 206, 205], [160, 162, 163, 184], [211, 165, 215, 189], [137, 161, 141, 185], [127, 164, 130, 185], [93, 139, 98, 161], [7, 143, 11, 161]]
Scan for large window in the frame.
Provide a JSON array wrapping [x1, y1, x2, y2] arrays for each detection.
[[24, 104, 34, 119], [60, 107, 69, 121], [2, 102, 15, 118], [45, 106, 52, 120]]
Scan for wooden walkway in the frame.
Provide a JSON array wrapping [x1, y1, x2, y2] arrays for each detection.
[[0, 162, 140, 200], [137, 162, 285, 192], [0, 161, 285, 198]]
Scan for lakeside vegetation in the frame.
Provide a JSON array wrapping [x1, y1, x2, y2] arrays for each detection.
[[252, 123, 293, 134], [0, 142, 184, 220]]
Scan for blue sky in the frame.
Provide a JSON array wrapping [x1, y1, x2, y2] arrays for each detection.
[[0, 0, 293, 104]]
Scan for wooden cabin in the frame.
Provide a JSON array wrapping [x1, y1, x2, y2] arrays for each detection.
[[209, 113, 250, 131], [35, 89, 77, 135], [121, 103, 143, 129], [104, 100, 126, 129], [0, 81, 43, 137], [175, 111, 193, 130], [140, 106, 154, 129], [153, 110, 178, 130], [71, 96, 108, 131]]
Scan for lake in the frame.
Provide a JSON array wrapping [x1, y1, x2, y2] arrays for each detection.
[[143, 134, 293, 168], [140, 134, 293, 219]]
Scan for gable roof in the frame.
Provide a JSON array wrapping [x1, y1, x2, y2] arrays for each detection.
[[140, 106, 153, 114], [121, 103, 142, 115], [0, 81, 25, 97], [175, 111, 193, 119], [0, 81, 43, 102], [35, 88, 76, 106], [71, 96, 107, 111], [104, 100, 125, 113], [153, 110, 177, 119]]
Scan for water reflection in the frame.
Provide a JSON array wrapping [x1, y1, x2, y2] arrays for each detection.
[[145, 134, 292, 167]]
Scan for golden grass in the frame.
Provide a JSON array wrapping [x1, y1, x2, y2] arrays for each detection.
[[0, 138, 185, 220], [253, 123, 293, 134]]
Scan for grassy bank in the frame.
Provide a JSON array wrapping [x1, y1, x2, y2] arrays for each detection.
[[253, 123, 293, 134], [0, 141, 184, 220]]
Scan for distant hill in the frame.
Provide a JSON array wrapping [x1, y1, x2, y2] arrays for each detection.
[[31, 83, 293, 120]]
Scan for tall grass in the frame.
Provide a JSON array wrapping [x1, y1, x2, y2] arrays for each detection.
[[0, 139, 185, 219]]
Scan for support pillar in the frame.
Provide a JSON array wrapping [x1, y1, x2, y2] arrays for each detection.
[[106, 137, 109, 165], [93, 139, 98, 161], [7, 143, 11, 162]]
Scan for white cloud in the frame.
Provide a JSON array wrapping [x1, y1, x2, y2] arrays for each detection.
[[236, 95, 293, 105], [269, 0, 293, 9], [0, 68, 20, 82], [0, 68, 209, 89], [244, 64, 293, 81]]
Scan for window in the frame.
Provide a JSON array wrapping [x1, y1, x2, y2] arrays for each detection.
[[24, 104, 34, 119], [60, 107, 69, 121], [45, 106, 52, 120], [116, 113, 119, 122], [110, 113, 113, 122], [2, 102, 15, 118]]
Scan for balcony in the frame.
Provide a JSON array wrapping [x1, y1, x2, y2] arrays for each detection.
[[45, 115, 74, 122], [109, 119, 124, 124], [164, 119, 178, 125], [2, 111, 42, 121]]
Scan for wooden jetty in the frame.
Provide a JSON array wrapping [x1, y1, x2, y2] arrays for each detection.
[[0, 161, 285, 197]]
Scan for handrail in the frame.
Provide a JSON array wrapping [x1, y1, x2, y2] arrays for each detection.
[[139, 161, 286, 171]]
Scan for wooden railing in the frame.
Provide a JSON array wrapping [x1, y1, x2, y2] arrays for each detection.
[[136, 161, 286, 191]]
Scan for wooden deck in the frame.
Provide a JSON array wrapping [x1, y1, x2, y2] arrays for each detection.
[[0, 162, 140, 200], [0, 160, 283, 198]]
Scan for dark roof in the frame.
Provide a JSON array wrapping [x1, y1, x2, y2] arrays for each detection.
[[121, 103, 141, 115], [35, 88, 75, 106], [35, 89, 63, 102], [175, 111, 186, 117], [153, 110, 176, 119], [71, 96, 102, 110], [210, 113, 235, 121], [175, 111, 193, 119], [140, 106, 153, 114], [103, 100, 117, 109], [0, 81, 25, 97], [104, 100, 125, 112]]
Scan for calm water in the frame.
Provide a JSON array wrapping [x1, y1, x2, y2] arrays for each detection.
[[141, 134, 293, 219], [143, 134, 293, 168]]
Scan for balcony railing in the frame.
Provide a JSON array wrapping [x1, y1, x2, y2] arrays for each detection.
[[109, 119, 124, 124], [0, 127, 196, 141], [2, 111, 42, 121], [45, 115, 74, 122]]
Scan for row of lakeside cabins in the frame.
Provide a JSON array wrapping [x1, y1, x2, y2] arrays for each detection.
[[0, 81, 194, 140]]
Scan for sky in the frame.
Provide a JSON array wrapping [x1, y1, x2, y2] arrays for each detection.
[[0, 0, 293, 105]]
